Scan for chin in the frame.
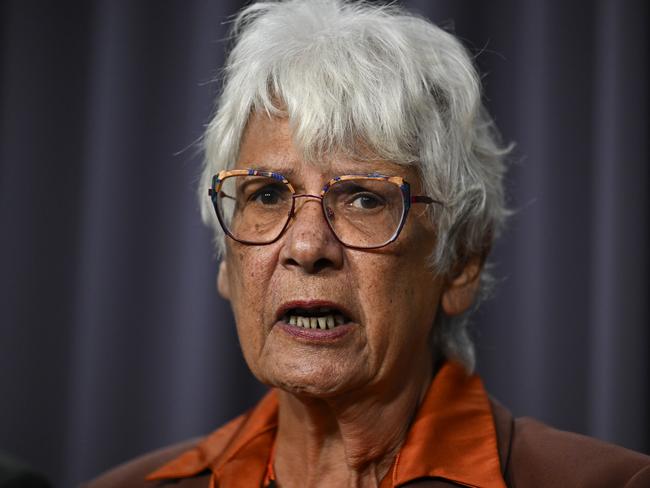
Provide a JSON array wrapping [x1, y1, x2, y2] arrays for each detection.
[[260, 363, 361, 399]]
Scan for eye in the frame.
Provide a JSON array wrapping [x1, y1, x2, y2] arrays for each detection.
[[250, 185, 285, 205], [349, 192, 384, 210]]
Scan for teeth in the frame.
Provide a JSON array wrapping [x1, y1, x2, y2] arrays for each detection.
[[286, 314, 345, 330]]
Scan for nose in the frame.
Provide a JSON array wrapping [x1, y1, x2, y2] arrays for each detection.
[[279, 195, 344, 274]]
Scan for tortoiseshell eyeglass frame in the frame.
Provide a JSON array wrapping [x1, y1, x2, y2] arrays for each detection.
[[208, 168, 444, 250]]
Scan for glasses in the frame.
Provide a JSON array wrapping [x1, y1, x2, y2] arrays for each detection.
[[208, 169, 442, 250]]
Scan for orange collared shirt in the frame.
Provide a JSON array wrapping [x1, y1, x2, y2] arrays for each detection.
[[147, 362, 506, 487]]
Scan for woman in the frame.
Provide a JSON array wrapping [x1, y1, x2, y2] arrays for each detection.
[[88, 1, 650, 486]]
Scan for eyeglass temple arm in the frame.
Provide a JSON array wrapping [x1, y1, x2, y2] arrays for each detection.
[[208, 189, 236, 201], [411, 195, 443, 206]]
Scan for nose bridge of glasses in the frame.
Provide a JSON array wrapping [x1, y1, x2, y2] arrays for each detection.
[[292, 193, 323, 202], [289, 192, 333, 226], [291, 193, 323, 214]]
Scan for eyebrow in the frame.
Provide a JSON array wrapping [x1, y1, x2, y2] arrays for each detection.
[[242, 162, 401, 179], [245, 163, 301, 178]]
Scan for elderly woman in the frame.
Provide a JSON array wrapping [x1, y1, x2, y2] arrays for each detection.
[[89, 1, 650, 487]]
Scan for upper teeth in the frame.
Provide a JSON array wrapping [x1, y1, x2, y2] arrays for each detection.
[[287, 314, 344, 330]]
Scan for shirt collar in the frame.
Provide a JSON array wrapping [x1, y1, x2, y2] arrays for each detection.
[[146, 362, 505, 487], [146, 391, 278, 485], [392, 361, 506, 487]]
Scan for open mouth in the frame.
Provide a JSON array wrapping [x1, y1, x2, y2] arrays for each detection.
[[281, 307, 349, 330]]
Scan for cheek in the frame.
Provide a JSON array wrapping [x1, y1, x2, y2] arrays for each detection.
[[352, 256, 411, 337], [352, 249, 439, 355], [227, 247, 277, 354], [229, 247, 272, 303]]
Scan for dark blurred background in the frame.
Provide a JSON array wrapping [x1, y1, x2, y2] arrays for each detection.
[[0, 0, 648, 486]]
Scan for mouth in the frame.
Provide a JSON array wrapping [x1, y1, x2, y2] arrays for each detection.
[[277, 301, 353, 331]]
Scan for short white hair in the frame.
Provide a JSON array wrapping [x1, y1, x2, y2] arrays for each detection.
[[199, 0, 511, 371]]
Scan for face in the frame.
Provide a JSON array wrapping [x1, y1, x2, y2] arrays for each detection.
[[218, 113, 476, 399]]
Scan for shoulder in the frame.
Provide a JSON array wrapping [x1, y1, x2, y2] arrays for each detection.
[[504, 413, 650, 487], [82, 438, 203, 487], [83, 414, 248, 488]]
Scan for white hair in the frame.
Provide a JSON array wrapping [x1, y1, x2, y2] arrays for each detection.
[[199, 0, 511, 371]]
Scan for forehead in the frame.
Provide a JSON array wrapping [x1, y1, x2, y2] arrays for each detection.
[[236, 112, 421, 182]]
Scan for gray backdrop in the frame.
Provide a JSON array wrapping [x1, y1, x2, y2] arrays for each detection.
[[0, 1, 647, 486]]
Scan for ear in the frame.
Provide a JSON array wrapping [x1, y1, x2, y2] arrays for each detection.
[[441, 256, 482, 316], [217, 260, 231, 300]]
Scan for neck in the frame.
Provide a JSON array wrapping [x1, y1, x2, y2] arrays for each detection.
[[273, 360, 434, 488]]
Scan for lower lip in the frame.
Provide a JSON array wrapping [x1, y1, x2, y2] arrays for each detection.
[[275, 321, 355, 343]]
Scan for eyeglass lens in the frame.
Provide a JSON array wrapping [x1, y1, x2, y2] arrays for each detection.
[[216, 175, 405, 248]]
